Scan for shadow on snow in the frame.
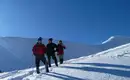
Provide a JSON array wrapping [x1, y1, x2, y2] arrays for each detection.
[[61, 63, 130, 78]]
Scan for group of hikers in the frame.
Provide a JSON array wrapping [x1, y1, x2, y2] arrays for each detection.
[[32, 37, 66, 74]]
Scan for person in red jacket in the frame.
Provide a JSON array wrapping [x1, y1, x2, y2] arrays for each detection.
[[57, 40, 66, 64], [32, 37, 49, 74]]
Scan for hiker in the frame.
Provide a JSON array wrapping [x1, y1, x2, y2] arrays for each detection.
[[46, 38, 58, 67], [32, 37, 49, 74], [57, 40, 66, 64]]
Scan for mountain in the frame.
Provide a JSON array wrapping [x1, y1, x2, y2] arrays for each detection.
[[102, 36, 130, 44], [101, 36, 130, 50], [0, 41, 130, 80], [0, 37, 100, 72], [0, 36, 130, 72]]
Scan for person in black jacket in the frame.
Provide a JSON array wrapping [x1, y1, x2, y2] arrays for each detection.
[[46, 38, 58, 67]]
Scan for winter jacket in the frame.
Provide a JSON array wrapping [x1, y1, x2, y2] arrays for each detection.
[[46, 43, 57, 55], [32, 43, 46, 56], [57, 44, 66, 55]]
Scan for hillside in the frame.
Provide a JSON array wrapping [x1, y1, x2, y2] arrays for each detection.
[[0, 42, 130, 80], [0, 36, 130, 72]]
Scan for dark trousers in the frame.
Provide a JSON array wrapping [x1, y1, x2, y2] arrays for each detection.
[[47, 53, 58, 67], [58, 54, 64, 64], [35, 55, 49, 73]]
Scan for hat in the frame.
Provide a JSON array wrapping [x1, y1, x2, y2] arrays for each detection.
[[59, 40, 62, 42], [49, 38, 53, 41], [38, 37, 42, 41]]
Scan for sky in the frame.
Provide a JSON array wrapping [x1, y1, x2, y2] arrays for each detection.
[[0, 0, 130, 44]]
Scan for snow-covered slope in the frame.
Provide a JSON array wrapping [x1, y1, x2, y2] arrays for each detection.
[[0, 36, 130, 72], [0, 37, 101, 72], [1, 42, 130, 80]]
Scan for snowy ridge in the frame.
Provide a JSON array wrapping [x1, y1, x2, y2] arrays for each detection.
[[102, 36, 130, 44], [102, 36, 115, 44], [94, 43, 130, 57], [101, 36, 130, 50], [0, 42, 130, 80]]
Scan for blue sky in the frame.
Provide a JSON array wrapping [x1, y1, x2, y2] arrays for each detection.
[[0, 0, 130, 44]]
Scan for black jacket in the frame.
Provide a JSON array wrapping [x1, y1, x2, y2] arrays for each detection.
[[46, 43, 57, 55]]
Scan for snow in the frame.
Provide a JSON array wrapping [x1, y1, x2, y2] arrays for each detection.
[[0, 37, 101, 72], [101, 36, 130, 50], [102, 36, 115, 44], [102, 36, 130, 44], [0, 42, 130, 80], [0, 36, 130, 72]]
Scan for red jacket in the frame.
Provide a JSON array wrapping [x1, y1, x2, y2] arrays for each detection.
[[57, 44, 66, 55], [32, 43, 46, 55]]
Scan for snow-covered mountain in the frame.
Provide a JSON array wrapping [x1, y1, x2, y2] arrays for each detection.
[[0, 40, 130, 80], [0, 36, 130, 72], [0, 37, 100, 72], [102, 36, 130, 44], [101, 36, 130, 50]]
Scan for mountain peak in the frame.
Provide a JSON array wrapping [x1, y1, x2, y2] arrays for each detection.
[[102, 36, 130, 44], [102, 36, 116, 44]]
